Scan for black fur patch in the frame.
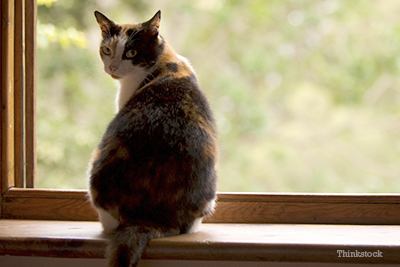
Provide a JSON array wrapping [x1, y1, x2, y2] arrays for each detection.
[[122, 32, 164, 68], [138, 69, 162, 88], [126, 29, 139, 40], [166, 62, 178, 73]]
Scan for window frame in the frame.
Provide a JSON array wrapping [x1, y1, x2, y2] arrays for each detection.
[[1, 0, 400, 225]]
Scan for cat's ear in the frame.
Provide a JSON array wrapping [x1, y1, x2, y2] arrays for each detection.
[[143, 10, 161, 37], [94, 11, 117, 39]]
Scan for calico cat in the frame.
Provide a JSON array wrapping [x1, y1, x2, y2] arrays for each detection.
[[88, 10, 218, 267]]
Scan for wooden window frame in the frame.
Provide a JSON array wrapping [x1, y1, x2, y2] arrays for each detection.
[[1, 0, 400, 225]]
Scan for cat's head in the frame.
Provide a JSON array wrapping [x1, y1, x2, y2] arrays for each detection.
[[94, 11, 163, 79]]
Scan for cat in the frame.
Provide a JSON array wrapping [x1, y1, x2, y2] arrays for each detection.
[[88, 10, 218, 267]]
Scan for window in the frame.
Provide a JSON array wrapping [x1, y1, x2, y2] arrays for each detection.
[[36, 0, 400, 193], [1, 0, 399, 224]]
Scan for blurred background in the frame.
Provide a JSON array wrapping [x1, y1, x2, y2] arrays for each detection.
[[36, 0, 400, 192]]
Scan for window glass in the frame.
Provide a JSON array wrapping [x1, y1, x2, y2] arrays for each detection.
[[37, 0, 400, 193]]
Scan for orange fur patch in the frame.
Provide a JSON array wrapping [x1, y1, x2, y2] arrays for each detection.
[[116, 145, 130, 160], [159, 42, 194, 79], [181, 93, 218, 160], [198, 115, 218, 160]]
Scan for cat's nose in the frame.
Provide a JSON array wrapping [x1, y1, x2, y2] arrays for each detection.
[[109, 65, 118, 72]]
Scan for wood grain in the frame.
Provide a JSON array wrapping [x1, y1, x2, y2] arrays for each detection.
[[24, 0, 37, 188], [14, 0, 26, 188], [0, 220, 105, 258], [2, 188, 400, 224], [0, 220, 399, 263], [3, 189, 98, 221], [217, 192, 400, 203], [208, 201, 400, 224], [1, 0, 15, 197]]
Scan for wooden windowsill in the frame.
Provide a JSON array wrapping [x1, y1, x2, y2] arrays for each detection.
[[0, 220, 399, 264]]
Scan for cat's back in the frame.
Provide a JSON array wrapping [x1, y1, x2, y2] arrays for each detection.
[[125, 51, 209, 114], [92, 47, 217, 227], [115, 49, 216, 153]]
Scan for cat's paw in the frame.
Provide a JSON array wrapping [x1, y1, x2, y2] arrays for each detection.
[[187, 217, 203, 234]]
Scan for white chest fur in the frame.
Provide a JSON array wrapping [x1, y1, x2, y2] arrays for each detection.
[[116, 68, 147, 112]]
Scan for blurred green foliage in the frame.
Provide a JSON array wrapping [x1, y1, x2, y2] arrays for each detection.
[[37, 0, 400, 192]]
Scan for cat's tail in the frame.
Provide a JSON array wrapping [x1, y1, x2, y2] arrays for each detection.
[[107, 225, 179, 267]]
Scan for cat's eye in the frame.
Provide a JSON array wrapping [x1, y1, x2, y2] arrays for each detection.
[[101, 47, 111, 56], [126, 50, 137, 59]]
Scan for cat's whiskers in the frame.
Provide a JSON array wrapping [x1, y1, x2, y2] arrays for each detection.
[[83, 63, 104, 83], [143, 69, 156, 83]]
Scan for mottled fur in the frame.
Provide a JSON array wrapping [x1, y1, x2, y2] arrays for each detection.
[[88, 11, 218, 267]]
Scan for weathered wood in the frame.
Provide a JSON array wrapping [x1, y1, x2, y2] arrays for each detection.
[[2, 189, 400, 224], [0, 220, 399, 263]]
